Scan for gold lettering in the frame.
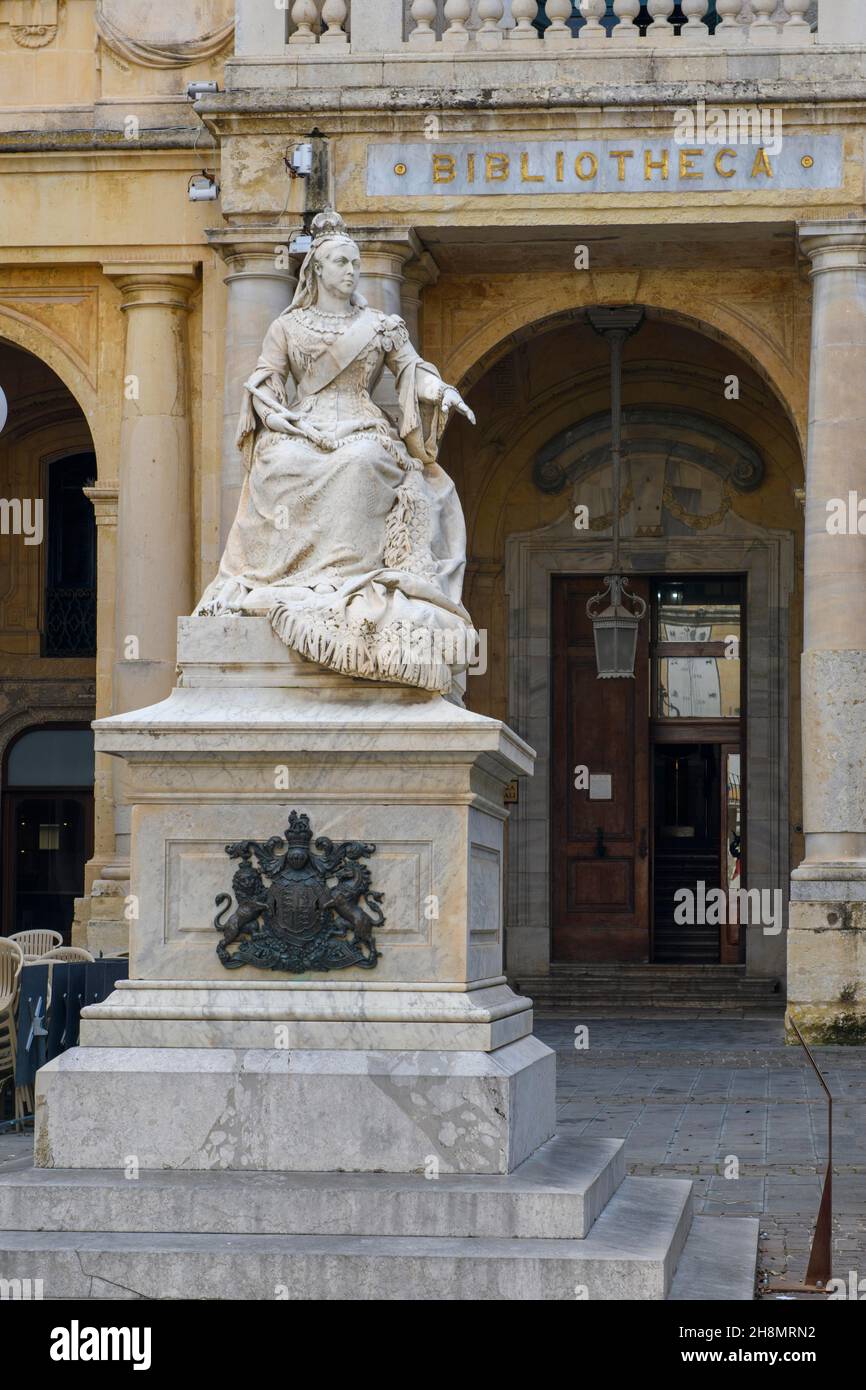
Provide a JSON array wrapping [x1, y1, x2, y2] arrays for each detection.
[[644, 149, 669, 181], [486, 152, 510, 182], [574, 151, 598, 182], [714, 148, 737, 179], [610, 150, 635, 182], [432, 154, 456, 184], [750, 146, 773, 179], [467, 152, 476, 184], [520, 151, 544, 184], [679, 148, 704, 180], [556, 150, 565, 182]]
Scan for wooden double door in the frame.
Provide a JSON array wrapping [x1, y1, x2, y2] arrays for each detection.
[[550, 575, 743, 965]]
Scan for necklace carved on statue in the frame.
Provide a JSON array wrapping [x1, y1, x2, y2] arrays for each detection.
[[305, 303, 362, 327]]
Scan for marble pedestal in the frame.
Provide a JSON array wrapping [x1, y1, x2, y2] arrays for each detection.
[[36, 617, 554, 1174]]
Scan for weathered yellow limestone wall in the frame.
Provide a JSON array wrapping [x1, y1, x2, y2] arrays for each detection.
[[0, 0, 231, 111]]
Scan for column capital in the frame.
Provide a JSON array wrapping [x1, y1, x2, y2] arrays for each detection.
[[350, 225, 425, 267], [403, 248, 440, 293], [206, 227, 298, 283], [102, 263, 199, 310], [83, 483, 119, 528], [798, 220, 866, 273]]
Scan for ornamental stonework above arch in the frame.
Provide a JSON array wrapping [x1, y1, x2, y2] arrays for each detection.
[[532, 407, 766, 539]]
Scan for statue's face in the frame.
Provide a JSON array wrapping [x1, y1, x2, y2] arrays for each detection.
[[313, 239, 361, 302]]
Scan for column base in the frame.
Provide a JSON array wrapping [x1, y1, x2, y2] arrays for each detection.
[[35, 1036, 556, 1175], [787, 867, 866, 1044]]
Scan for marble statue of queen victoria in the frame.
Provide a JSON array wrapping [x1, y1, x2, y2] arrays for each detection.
[[196, 210, 478, 694]]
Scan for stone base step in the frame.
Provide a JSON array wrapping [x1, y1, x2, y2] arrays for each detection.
[[0, 1175, 698, 1300], [515, 967, 782, 1013], [0, 1134, 624, 1242], [669, 1216, 760, 1301]]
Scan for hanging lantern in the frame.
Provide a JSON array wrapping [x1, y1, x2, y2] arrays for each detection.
[[586, 575, 647, 679], [584, 307, 647, 679]]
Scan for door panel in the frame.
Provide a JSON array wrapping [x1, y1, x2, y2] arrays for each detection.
[[551, 575, 650, 962]]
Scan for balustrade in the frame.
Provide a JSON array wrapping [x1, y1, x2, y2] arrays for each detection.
[[274, 3, 844, 54]]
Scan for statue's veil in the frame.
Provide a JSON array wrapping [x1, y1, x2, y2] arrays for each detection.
[[290, 208, 368, 311]]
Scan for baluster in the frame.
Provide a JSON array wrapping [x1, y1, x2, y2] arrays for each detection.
[[289, 0, 319, 45], [612, 0, 640, 41], [647, 0, 675, 44], [508, 0, 540, 40], [320, 0, 348, 45], [408, 0, 438, 48], [544, 0, 574, 44], [578, 0, 607, 41], [443, 0, 472, 46], [680, 0, 710, 42], [715, 0, 745, 44], [781, 0, 814, 45], [476, 0, 505, 48], [749, 0, 780, 44]]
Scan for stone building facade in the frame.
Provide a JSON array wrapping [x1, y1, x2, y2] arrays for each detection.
[[1, 0, 865, 1040]]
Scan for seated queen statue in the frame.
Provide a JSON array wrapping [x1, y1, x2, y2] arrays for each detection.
[[195, 209, 478, 695]]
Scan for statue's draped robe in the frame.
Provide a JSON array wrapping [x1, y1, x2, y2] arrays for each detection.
[[196, 305, 476, 693]]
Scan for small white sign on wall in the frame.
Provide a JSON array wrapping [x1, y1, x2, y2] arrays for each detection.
[[589, 774, 612, 801]]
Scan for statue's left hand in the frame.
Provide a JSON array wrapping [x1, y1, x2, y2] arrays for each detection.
[[440, 387, 476, 427]]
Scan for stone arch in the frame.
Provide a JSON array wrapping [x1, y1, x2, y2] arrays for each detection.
[[438, 284, 806, 455], [0, 315, 100, 465]]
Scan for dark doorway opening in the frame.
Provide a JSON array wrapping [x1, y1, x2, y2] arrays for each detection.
[[1, 726, 94, 941]]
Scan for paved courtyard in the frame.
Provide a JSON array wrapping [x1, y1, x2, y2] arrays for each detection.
[[2, 1012, 863, 1298]]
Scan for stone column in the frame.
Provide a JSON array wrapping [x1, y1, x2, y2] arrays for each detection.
[[72, 482, 121, 952], [81, 482, 119, 877], [353, 228, 430, 418], [789, 220, 866, 1042], [101, 264, 197, 867], [206, 231, 297, 547], [401, 250, 440, 350]]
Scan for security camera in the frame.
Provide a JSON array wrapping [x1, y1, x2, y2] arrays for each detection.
[[286, 144, 314, 179], [188, 173, 219, 202], [187, 81, 219, 99], [289, 233, 312, 256]]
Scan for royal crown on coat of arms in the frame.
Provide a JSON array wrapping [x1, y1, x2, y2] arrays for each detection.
[[213, 810, 383, 973]]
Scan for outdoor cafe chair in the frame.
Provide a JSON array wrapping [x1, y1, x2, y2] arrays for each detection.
[[0, 939, 29, 1128], [0, 937, 24, 1015], [41, 947, 94, 963], [8, 928, 63, 962]]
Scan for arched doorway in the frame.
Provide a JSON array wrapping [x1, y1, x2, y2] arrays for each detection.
[[1, 725, 94, 941], [0, 337, 98, 939], [440, 306, 802, 993]]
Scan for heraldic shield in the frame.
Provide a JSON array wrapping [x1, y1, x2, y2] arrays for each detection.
[[213, 810, 384, 972]]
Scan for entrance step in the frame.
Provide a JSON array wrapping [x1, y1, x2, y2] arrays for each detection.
[[0, 1134, 625, 1243], [514, 965, 782, 1013], [0, 1134, 759, 1299], [0, 1175, 698, 1300]]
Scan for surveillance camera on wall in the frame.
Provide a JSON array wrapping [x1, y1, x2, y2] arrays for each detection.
[[188, 173, 219, 202], [187, 81, 219, 100]]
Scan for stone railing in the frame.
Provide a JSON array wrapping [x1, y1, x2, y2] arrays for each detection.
[[272, 2, 861, 54]]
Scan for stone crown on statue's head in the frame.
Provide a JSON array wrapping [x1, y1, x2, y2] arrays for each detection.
[[309, 207, 350, 250], [285, 811, 313, 848]]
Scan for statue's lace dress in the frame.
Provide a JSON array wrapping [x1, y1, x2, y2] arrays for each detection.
[[196, 304, 476, 693]]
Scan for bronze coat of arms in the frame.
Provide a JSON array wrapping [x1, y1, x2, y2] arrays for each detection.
[[213, 810, 383, 973]]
